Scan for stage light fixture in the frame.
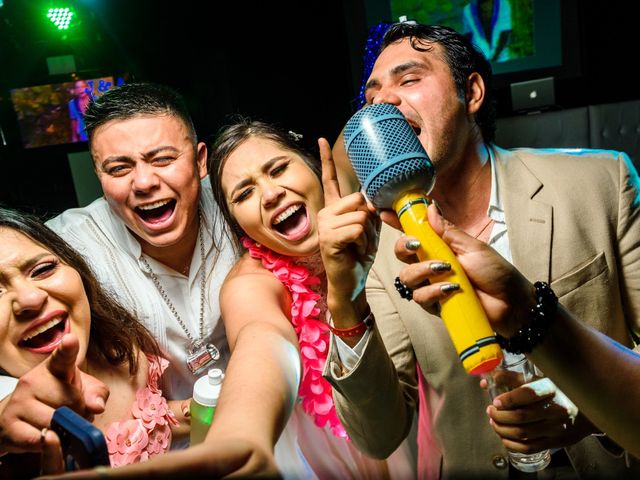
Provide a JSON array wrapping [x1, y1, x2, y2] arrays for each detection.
[[46, 6, 75, 30]]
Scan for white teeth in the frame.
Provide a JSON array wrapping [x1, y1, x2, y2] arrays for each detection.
[[274, 205, 302, 225], [22, 317, 63, 341], [138, 199, 171, 210]]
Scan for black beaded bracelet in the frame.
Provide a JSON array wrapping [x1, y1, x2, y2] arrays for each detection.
[[495, 281, 558, 354]]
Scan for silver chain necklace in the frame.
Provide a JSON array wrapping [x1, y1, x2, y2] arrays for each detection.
[[140, 213, 219, 374]]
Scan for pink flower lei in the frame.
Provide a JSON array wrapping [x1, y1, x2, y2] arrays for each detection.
[[105, 356, 178, 467], [242, 237, 347, 438]]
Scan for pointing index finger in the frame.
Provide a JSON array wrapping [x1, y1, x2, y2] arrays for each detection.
[[47, 333, 80, 385], [319, 137, 342, 205]]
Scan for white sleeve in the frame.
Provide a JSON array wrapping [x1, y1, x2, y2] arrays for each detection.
[[333, 329, 372, 370], [0, 376, 18, 401]]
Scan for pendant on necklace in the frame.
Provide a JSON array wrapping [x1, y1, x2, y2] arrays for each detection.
[[187, 341, 220, 374]]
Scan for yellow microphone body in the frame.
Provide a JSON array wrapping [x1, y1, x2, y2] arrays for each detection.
[[393, 190, 502, 375], [343, 103, 502, 375]]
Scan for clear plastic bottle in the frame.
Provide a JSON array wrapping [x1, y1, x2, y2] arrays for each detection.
[[189, 368, 224, 446]]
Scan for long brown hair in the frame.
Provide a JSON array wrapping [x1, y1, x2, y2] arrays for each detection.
[[0, 207, 160, 375]]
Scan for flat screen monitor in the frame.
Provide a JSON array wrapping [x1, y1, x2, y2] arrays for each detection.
[[10, 76, 118, 149], [354, 0, 578, 94], [388, 0, 561, 76]]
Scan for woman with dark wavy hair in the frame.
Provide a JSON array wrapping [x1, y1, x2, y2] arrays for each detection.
[[0, 207, 189, 477]]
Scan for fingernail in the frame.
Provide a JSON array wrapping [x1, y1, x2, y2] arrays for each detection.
[[440, 283, 460, 294], [95, 396, 106, 409], [430, 262, 451, 272], [405, 239, 420, 250], [493, 399, 502, 408]]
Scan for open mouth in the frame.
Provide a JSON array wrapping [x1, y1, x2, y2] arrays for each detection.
[[406, 120, 421, 137], [272, 204, 310, 240], [135, 199, 176, 224], [19, 315, 68, 353]]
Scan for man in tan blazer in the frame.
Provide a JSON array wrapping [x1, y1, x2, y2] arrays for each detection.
[[324, 22, 640, 479]]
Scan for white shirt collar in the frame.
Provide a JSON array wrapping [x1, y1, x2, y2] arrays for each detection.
[[487, 144, 505, 223]]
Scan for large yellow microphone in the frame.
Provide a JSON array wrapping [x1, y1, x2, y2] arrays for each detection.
[[343, 103, 502, 375]]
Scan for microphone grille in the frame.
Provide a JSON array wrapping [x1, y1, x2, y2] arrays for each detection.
[[344, 104, 434, 208], [365, 157, 432, 202]]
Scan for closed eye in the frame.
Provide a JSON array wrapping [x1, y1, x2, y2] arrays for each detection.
[[106, 164, 130, 176], [400, 76, 420, 87], [270, 161, 289, 176], [152, 156, 175, 165], [232, 187, 253, 204], [31, 260, 60, 279], [31, 260, 58, 279]]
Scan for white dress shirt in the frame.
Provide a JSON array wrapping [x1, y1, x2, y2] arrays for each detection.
[[0, 179, 237, 400]]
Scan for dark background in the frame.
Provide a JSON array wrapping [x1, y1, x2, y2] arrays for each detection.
[[0, 0, 638, 218]]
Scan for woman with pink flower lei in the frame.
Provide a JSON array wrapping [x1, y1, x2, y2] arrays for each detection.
[[0, 208, 189, 477], [208, 118, 415, 479]]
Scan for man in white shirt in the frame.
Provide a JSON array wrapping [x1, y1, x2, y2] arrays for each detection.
[[46, 174, 234, 400]]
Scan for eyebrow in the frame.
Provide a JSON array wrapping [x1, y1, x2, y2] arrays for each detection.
[[0, 252, 51, 282], [229, 155, 288, 198], [364, 60, 426, 93], [100, 145, 181, 169]]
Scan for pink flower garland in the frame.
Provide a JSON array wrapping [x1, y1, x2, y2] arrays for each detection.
[[105, 356, 178, 467], [243, 237, 347, 438]]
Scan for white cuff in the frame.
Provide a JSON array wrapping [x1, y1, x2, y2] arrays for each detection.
[[0, 376, 18, 401], [334, 329, 371, 371]]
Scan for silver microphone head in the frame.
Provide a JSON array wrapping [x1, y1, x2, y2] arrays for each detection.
[[343, 103, 435, 208]]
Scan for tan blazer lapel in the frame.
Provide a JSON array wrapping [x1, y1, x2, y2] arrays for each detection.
[[494, 147, 552, 283]]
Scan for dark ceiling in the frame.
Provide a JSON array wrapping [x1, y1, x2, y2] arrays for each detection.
[[0, 0, 638, 216], [1, 0, 358, 140], [0, 0, 360, 216]]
